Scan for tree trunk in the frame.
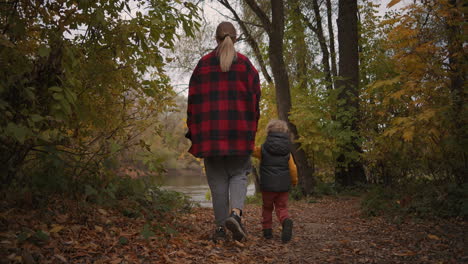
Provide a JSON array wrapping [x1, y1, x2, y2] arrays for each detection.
[[269, 0, 315, 194], [335, 0, 366, 186], [244, 0, 316, 195], [326, 0, 337, 79], [446, 0, 467, 185], [289, 0, 309, 90], [311, 0, 333, 91]]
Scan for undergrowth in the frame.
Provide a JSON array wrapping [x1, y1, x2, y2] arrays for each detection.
[[361, 182, 468, 219], [2, 166, 195, 221], [1, 167, 197, 242]]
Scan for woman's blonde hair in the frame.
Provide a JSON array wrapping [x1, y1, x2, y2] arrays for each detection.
[[266, 119, 289, 134], [215, 21, 237, 72]]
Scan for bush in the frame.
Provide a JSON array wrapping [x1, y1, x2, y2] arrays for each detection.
[[314, 182, 338, 196], [245, 193, 262, 204], [361, 183, 468, 218], [150, 187, 194, 214], [361, 185, 399, 217], [289, 185, 304, 200]]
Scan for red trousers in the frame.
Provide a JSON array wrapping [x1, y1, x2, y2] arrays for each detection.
[[261, 191, 290, 229]]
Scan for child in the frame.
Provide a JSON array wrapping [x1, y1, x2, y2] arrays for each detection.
[[252, 119, 298, 243]]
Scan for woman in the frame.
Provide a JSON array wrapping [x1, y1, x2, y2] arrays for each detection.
[[185, 21, 261, 242]]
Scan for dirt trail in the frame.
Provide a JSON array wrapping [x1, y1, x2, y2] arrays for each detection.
[[184, 197, 466, 264], [1, 196, 466, 263]]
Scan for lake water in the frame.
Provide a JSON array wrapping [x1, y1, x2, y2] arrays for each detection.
[[160, 168, 255, 208]]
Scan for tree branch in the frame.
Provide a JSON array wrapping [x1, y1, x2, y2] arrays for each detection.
[[217, 0, 273, 84], [243, 0, 272, 34]]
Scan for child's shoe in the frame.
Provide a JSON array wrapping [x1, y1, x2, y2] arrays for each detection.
[[263, 228, 272, 239], [281, 218, 293, 243]]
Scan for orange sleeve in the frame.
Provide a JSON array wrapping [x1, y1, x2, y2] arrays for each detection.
[[253, 146, 261, 160], [289, 154, 298, 186]]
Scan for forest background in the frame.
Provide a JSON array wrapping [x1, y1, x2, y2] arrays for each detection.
[[0, 0, 466, 221]]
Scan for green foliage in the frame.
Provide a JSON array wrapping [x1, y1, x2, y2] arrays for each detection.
[[360, 2, 467, 185], [254, 82, 277, 146], [118, 236, 129, 245], [17, 229, 50, 246], [0, 0, 200, 188], [140, 221, 179, 242], [140, 223, 156, 240], [314, 182, 338, 196], [205, 190, 211, 201], [289, 185, 304, 201], [150, 188, 193, 214], [361, 185, 398, 217], [361, 183, 468, 218], [245, 193, 262, 205]]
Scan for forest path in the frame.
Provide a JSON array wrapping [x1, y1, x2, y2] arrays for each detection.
[[1, 196, 466, 263], [186, 196, 466, 264]]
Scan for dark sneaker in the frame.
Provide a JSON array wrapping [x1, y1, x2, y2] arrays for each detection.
[[225, 212, 246, 241], [263, 228, 272, 239], [212, 226, 227, 243], [281, 218, 293, 243]]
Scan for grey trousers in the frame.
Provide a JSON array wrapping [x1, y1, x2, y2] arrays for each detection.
[[204, 155, 251, 226]]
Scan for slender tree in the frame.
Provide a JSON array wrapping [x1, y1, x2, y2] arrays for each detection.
[[446, 0, 466, 184], [326, 0, 337, 78], [302, 0, 333, 91], [244, 0, 316, 194], [217, 0, 273, 85], [290, 0, 309, 91], [335, 0, 366, 186]]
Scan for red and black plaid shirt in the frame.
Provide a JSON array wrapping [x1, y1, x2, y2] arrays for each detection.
[[186, 50, 261, 158]]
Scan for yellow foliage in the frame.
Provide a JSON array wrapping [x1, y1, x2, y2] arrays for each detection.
[[369, 76, 400, 90], [390, 89, 406, 99], [418, 109, 436, 121], [402, 127, 414, 142]]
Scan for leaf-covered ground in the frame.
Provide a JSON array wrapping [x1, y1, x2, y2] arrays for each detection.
[[1, 196, 466, 263]]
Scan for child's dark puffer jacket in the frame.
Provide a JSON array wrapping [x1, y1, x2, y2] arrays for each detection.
[[260, 132, 292, 192]]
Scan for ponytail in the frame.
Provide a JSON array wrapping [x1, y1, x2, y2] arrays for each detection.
[[216, 35, 237, 72]]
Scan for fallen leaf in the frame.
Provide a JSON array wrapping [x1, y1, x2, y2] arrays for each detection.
[[427, 234, 440, 240], [95, 225, 103, 232], [56, 214, 68, 223], [234, 240, 245, 247], [50, 225, 64, 233], [73, 252, 90, 257], [162, 254, 172, 263], [393, 251, 417, 256], [55, 254, 67, 263], [22, 250, 35, 264], [110, 258, 122, 264], [98, 209, 108, 215]]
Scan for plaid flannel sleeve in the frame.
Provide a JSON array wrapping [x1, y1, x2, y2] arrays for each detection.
[[186, 63, 200, 140]]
